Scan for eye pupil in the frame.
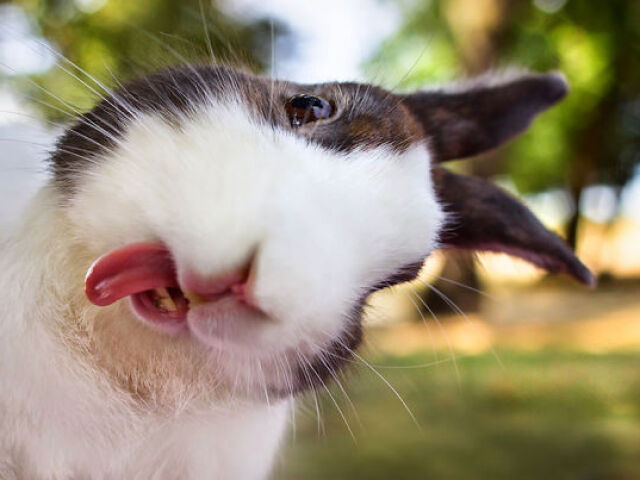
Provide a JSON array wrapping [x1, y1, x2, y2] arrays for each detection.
[[285, 94, 333, 127]]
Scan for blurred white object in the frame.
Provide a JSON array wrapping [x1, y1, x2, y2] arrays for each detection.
[[0, 4, 57, 76], [0, 123, 55, 231], [221, 0, 400, 83], [0, 3, 58, 232]]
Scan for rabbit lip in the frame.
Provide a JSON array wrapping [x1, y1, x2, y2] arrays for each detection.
[[129, 287, 189, 333], [84, 242, 262, 332]]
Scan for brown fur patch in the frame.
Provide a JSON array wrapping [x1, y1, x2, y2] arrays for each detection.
[[51, 66, 426, 195]]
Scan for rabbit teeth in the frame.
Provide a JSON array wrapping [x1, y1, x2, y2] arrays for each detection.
[[152, 287, 177, 312], [150, 288, 205, 312], [183, 290, 206, 307]]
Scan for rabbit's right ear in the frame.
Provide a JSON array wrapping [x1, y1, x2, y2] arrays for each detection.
[[401, 72, 568, 161], [432, 167, 595, 286]]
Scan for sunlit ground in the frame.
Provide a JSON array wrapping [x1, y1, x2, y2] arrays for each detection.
[[277, 292, 640, 479], [277, 351, 640, 480]]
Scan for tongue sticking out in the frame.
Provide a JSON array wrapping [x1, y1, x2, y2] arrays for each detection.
[[85, 242, 179, 307]]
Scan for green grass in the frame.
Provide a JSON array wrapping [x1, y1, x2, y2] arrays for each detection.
[[276, 351, 640, 480]]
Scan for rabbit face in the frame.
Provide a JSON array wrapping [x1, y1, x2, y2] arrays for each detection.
[[58, 67, 442, 397]]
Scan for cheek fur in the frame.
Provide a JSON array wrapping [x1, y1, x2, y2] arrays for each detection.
[[65, 101, 443, 387]]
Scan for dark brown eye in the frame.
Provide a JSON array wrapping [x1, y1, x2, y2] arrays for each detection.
[[285, 94, 333, 127]]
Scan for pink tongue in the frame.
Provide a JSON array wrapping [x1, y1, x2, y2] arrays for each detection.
[[85, 242, 178, 307]]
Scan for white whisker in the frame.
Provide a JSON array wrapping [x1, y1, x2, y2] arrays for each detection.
[[299, 353, 356, 442], [343, 344, 420, 429], [198, 0, 216, 64], [415, 277, 505, 371], [406, 284, 461, 386]]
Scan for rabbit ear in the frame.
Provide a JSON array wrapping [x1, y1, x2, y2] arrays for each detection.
[[401, 72, 568, 161], [433, 167, 595, 286]]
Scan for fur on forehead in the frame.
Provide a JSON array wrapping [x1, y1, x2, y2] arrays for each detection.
[[50, 65, 423, 194]]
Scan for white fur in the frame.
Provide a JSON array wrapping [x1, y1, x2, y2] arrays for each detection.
[[0, 99, 443, 478]]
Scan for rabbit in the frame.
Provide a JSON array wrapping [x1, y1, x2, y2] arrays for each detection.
[[0, 65, 594, 479]]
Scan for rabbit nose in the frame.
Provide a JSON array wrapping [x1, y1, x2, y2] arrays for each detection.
[[179, 261, 261, 310], [181, 269, 248, 299]]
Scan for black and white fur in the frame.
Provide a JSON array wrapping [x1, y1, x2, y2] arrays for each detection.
[[0, 66, 592, 479]]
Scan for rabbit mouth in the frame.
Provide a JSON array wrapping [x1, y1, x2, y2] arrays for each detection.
[[84, 242, 363, 396], [84, 242, 263, 335]]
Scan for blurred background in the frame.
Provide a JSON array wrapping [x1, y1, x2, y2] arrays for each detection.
[[1, 0, 639, 478]]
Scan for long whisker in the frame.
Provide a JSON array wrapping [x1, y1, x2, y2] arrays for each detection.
[[1, 26, 142, 128], [255, 359, 271, 407], [2, 70, 136, 157], [0, 105, 125, 163], [415, 277, 505, 371], [0, 138, 52, 148], [296, 351, 324, 435], [299, 352, 356, 442], [371, 279, 447, 368], [373, 357, 453, 369], [0, 110, 63, 130], [181, 5, 245, 67], [406, 285, 461, 386], [388, 35, 433, 92], [198, 0, 216, 64], [399, 283, 440, 362], [343, 344, 420, 428], [268, 18, 277, 122], [131, 27, 211, 99], [314, 351, 362, 428], [436, 275, 496, 300]]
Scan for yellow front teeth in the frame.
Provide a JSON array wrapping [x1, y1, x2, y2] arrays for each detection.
[[153, 287, 177, 312], [152, 288, 206, 311], [183, 290, 206, 307]]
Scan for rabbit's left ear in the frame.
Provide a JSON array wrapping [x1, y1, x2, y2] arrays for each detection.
[[433, 167, 595, 286], [401, 72, 568, 161]]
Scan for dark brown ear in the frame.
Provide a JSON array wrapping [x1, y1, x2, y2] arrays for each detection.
[[433, 167, 595, 286], [402, 72, 568, 161]]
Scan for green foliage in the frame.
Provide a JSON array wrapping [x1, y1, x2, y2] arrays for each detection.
[[366, 0, 458, 90], [367, 0, 640, 192], [7, 0, 266, 120]]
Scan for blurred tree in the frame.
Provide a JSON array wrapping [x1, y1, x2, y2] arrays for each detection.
[[502, 0, 640, 249], [368, 0, 640, 310], [3, 0, 273, 121]]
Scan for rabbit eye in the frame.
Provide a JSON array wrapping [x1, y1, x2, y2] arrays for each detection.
[[285, 94, 333, 127]]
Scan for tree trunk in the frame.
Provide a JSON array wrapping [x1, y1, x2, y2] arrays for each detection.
[[422, 251, 481, 315], [419, 0, 511, 316]]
